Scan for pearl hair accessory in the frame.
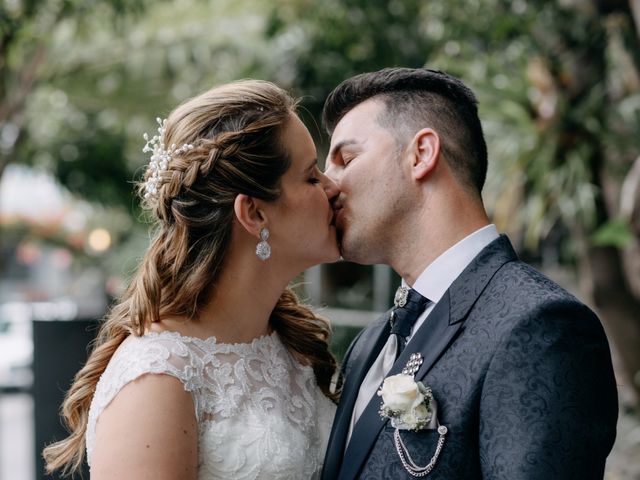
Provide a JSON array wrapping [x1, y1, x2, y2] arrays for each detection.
[[142, 117, 194, 201]]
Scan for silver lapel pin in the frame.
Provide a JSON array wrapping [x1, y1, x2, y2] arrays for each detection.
[[401, 352, 424, 376]]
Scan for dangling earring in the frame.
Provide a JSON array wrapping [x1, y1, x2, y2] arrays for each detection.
[[255, 227, 271, 261]]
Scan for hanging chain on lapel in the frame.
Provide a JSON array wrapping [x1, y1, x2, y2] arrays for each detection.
[[394, 424, 448, 477], [393, 352, 448, 477]]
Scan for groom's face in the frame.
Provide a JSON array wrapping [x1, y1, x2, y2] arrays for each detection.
[[325, 98, 410, 264]]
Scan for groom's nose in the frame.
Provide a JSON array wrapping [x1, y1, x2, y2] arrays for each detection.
[[324, 158, 339, 183], [320, 172, 340, 201]]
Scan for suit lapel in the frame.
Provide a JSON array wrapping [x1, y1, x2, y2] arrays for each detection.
[[339, 293, 457, 480], [338, 235, 518, 480], [412, 235, 517, 381], [321, 315, 391, 480]]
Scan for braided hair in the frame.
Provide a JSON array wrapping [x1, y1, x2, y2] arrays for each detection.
[[43, 80, 338, 476]]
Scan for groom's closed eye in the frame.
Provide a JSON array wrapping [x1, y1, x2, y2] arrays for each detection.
[[341, 151, 358, 166], [334, 149, 358, 169], [328, 139, 358, 165]]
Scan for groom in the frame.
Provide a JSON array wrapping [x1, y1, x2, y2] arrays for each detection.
[[321, 68, 618, 479]]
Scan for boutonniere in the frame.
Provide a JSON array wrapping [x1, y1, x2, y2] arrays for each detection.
[[377, 374, 434, 431], [377, 353, 448, 477]]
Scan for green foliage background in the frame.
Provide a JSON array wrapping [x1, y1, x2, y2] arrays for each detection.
[[2, 0, 640, 397], [4, 0, 638, 251]]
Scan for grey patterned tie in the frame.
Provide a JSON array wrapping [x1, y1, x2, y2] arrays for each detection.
[[390, 286, 429, 358]]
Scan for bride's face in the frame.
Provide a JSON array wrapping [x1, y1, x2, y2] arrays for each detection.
[[266, 114, 340, 270]]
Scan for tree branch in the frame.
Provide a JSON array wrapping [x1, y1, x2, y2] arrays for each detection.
[[0, 40, 46, 125], [630, 0, 640, 37]]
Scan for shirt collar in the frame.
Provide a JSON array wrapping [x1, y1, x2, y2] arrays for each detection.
[[403, 224, 499, 303]]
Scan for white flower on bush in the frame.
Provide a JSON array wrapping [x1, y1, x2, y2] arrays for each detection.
[[378, 374, 433, 431]]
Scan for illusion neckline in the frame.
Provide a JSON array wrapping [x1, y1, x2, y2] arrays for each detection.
[[140, 329, 280, 351]]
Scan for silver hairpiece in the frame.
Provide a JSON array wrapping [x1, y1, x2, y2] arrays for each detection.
[[142, 117, 194, 201]]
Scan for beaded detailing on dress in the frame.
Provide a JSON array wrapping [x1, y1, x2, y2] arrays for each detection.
[[86, 331, 335, 480]]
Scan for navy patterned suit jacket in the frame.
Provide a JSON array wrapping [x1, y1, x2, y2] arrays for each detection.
[[321, 236, 618, 480]]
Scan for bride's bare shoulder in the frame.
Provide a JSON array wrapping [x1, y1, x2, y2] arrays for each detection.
[[91, 373, 198, 480]]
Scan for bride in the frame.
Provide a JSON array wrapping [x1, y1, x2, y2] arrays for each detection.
[[43, 80, 340, 479]]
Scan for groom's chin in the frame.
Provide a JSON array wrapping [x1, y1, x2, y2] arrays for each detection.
[[337, 239, 347, 260], [337, 241, 374, 265], [337, 244, 355, 263], [337, 231, 364, 263]]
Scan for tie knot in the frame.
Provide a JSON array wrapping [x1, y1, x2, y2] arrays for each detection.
[[390, 287, 429, 338], [393, 286, 428, 311]]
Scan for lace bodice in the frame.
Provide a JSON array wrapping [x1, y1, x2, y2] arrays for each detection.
[[86, 331, 336, 479]]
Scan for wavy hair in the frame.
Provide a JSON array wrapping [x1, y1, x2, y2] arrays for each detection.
[[43, 80, 338, 476]]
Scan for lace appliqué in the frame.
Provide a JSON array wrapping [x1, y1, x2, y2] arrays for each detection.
[[86, 331, 335, 480]]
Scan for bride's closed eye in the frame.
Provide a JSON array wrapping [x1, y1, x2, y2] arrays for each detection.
[[308, 166, 322, 184]]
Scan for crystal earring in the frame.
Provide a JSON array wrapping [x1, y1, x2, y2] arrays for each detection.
[[255, 227, 271, 261]]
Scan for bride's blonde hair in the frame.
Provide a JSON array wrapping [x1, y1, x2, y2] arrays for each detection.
[[43, 80, 338, 476]]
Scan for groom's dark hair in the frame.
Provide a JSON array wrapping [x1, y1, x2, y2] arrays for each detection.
[[322, 67, 488, 195]]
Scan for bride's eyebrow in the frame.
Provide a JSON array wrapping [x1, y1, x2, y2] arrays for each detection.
[[305, 158, 318, 172]]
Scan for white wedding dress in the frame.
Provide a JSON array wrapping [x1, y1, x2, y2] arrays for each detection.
[[86, 330, 336, 479]]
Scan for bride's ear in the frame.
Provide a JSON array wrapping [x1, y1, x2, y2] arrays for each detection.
[[234, 194, 268, 237]]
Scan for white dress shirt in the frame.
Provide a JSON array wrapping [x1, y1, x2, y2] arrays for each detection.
[[344, 224, 499, 447]]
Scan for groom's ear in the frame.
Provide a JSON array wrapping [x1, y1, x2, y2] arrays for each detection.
[[410, 128, 440, 181], [233, 194, 268, 237]]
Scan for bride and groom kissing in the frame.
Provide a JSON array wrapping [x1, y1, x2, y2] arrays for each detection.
[[44, 68, 617, 479]]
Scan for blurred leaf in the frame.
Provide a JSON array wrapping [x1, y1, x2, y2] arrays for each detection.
[[50, 121, 133, 209], [591, 218, 634, 248], [1, 0, 639, 267]]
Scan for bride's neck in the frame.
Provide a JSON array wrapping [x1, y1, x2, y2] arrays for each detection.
[[166, 242, 290, 343]]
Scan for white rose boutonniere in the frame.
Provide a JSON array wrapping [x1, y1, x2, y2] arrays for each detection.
[[379, 354, 449, 476], [377, 373, 434, 431]]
